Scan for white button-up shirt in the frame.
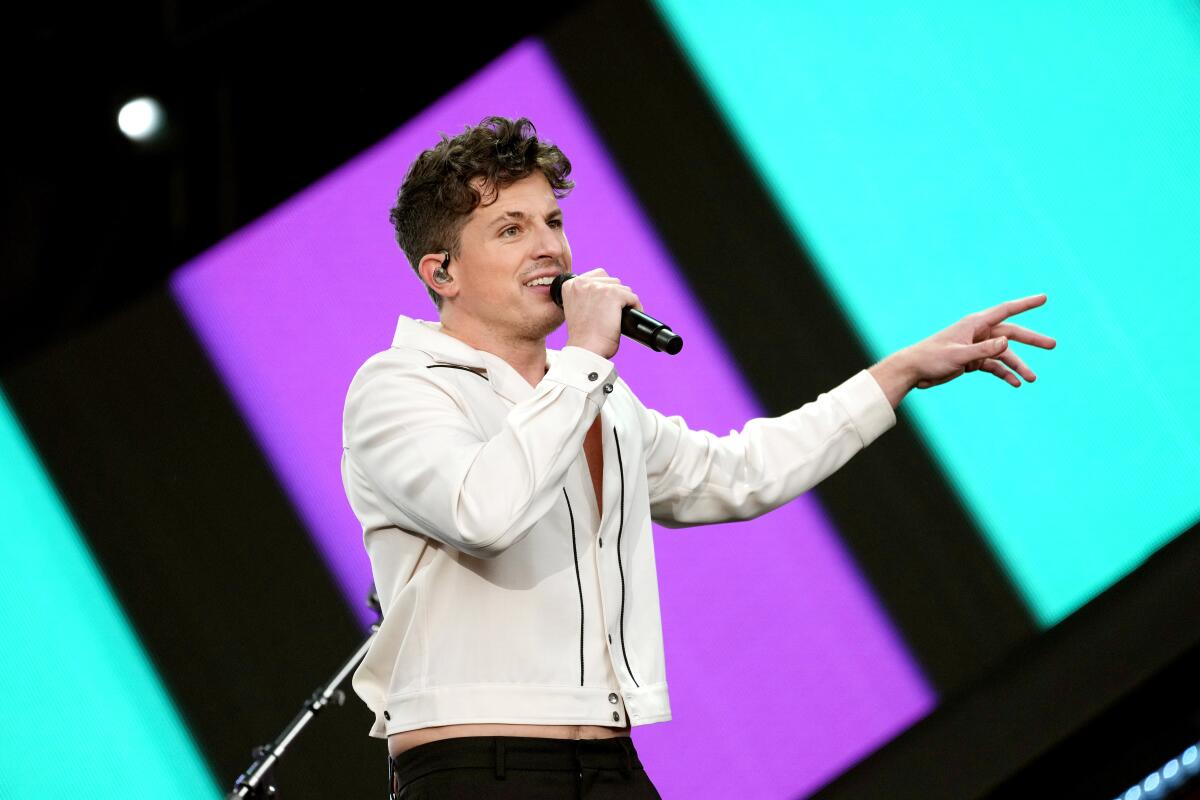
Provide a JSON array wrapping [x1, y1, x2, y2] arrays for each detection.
[[342, 315, 896, 737]]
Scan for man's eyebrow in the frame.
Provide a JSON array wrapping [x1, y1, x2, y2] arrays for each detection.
[[488, 209, 563, 227]]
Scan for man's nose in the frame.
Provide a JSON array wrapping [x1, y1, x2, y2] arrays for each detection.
[[531, 221, 564, 260]]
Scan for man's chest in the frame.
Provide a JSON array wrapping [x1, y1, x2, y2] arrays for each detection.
[[454, 378, 616, 511], [583, 418, 604, 509]]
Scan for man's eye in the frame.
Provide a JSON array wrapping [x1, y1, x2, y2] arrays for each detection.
[[549, 219, 563, 229], [501, 226, 519, 237]]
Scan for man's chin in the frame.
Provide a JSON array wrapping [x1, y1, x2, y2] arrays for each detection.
[[532, 311, 566, 341]]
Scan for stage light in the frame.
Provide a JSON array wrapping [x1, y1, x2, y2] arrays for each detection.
[[117, 96, 165, 142]]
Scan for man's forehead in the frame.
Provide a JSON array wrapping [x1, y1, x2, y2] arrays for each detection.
[[470, 175, 560, 221]]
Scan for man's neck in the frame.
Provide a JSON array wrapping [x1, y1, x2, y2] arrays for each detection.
[[440, 315, 548, 389]]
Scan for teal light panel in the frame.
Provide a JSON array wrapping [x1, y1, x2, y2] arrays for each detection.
[[0, 388, 219, 797], [653, 0, 1200, 624]]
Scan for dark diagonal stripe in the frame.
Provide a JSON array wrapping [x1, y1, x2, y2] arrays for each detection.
[[0, 290, 378, 798]]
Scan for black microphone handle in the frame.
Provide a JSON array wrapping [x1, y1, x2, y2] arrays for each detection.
[[548, 273, 683, 355]]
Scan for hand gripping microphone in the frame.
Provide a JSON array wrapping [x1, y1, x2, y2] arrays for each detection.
[[550, 273, 683, 355]]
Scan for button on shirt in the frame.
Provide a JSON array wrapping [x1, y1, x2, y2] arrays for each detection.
[[341, 315, 896, 738]]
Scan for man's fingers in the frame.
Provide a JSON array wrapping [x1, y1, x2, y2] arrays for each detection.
[[992, 322, 1056, 350], [572, 271, 620, 283], [996, 348, 1036, 382], [980, 293, 1048, 326], [978, 358, 1021, 387]]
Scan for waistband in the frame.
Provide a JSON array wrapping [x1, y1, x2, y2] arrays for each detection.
[[388, 735, 644, 789]]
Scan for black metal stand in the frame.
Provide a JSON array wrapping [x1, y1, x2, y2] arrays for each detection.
[[228, 590, 381, 798]]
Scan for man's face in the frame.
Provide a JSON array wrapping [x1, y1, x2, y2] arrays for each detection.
[[448, 171, 571, 342]]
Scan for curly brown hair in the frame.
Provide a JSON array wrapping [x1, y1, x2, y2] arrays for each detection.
[[389, 116, 575, 310]]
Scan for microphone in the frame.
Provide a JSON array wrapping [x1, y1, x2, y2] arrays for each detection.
[[550, 273, 683, 355]]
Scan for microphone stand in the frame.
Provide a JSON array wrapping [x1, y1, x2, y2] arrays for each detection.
[[228, 589, 382, 798]]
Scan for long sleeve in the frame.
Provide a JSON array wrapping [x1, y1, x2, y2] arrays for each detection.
[[634, 369, 896, 527], [342, 346, 616, 558]]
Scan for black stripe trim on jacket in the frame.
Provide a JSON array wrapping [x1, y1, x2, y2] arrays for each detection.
[[563, 487, 585, 687], [424, 363, 488, 380], [613, 427, 640, 687]]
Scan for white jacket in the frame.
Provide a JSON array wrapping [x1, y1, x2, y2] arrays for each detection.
[[342, 315, 896, 738]]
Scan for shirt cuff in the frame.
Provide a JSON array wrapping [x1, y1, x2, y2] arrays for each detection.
[[543, 346, 619, 409], [828, 369, 897, 448]]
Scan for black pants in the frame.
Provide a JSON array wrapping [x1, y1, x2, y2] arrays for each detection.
[[387, 735, 664, 799]]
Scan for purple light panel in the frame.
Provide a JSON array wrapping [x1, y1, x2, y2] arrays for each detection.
[[170, 39, 932, 797]]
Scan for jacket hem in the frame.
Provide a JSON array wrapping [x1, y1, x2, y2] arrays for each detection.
[[368, 681, 671, 738]]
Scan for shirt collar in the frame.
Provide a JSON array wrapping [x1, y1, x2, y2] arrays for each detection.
[[391, 315, 558, 404]]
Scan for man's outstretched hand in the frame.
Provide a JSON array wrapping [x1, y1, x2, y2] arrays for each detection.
[[867, 294, 1057, 408]]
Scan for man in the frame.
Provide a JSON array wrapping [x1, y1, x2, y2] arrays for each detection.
[[341, 116, 1055, 798]]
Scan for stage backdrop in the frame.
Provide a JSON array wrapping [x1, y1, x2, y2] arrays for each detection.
[[3, 2, 1200, 798]]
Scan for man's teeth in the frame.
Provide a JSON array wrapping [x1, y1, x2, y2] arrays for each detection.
[[524, 276, 555, 287]]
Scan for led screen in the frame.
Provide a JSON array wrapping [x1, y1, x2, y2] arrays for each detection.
[[0, 389, 218, 798]]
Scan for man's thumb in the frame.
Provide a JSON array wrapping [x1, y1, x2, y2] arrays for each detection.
[[972, 337, 1007, 359]]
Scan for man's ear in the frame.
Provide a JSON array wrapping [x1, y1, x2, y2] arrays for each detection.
[[418, 251, 458, 302]]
